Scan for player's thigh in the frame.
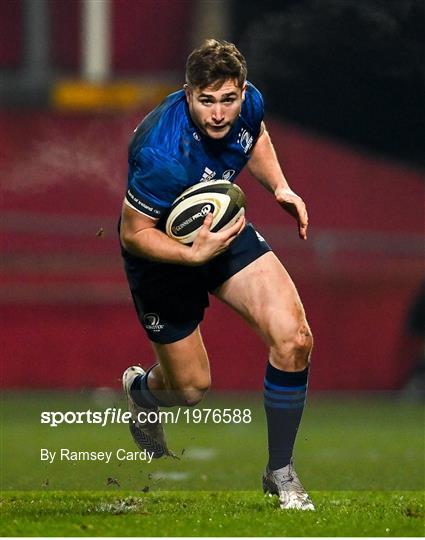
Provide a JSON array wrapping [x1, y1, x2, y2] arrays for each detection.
[[151, 326, 211, 391], [123, 248, 210, 345], [214, 251, 310, 345]]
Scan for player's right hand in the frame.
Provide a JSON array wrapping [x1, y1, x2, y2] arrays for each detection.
[[275, 187, 309, 240], [187, 213, 246, 265]]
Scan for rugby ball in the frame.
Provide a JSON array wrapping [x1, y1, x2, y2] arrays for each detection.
[[165, 180, 246, 244]]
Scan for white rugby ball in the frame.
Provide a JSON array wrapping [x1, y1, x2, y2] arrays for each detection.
[[165, 180, 246, 244]]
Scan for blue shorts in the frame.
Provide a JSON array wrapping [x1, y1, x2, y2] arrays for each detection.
[[121, 223, 271, 344]]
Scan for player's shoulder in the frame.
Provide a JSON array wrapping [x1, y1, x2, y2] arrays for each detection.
[[245, 81, 264, 102], [136, 146, 187, 180], [243, 82, 264, 114], [241, 81, 264, 129], [130, 89, 188, 156]]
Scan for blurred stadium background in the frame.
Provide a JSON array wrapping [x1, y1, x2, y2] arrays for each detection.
[[1, 0, 424, 498]]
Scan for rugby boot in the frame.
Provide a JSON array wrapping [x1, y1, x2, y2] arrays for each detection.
[[263, 458, 315, 510], [122, 365, 172, 458]]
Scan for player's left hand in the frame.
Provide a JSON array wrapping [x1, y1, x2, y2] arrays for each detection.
[[275, 187, 308, 240]]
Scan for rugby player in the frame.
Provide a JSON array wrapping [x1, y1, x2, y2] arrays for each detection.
[[119, 39, 314, 510]]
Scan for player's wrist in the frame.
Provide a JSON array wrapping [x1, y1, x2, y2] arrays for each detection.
[[180, 244, 202, 266], [274, 184, 291, 197]]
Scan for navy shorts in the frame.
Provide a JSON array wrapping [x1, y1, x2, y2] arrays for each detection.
[[121, 223, 271, 344]]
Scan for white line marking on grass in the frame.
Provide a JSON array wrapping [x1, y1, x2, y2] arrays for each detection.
[[185, 447, 217, 460], [151, 471, 190, 481]]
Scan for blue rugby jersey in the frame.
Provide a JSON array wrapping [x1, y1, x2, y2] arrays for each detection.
[[125, 82, 264, 219]]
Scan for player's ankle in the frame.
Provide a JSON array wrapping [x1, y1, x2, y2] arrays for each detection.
[[130, 374, 159, 408]]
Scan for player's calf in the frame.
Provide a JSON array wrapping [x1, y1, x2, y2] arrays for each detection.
[[263, 323, 313, 484], [151, 370, 211, 407]]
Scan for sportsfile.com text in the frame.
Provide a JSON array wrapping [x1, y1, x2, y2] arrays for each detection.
[[40, 408, 252, 427]]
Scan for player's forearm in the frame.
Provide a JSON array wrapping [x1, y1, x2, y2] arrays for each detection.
[[121, 227, 194, 265], [247, 127, 290, 193]]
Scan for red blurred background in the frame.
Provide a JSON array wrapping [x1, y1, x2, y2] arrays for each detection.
[[1, 1, 423, 391]]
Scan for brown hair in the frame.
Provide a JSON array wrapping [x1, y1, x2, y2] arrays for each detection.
[[185, 39, 247, 90]]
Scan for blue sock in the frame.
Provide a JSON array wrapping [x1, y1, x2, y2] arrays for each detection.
[[130, 365, 162, 408], [264, 362, 309, 470]]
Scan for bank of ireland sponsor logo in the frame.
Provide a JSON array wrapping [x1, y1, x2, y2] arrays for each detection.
[[222, 169, 235, 181], [237, 128, 253, 153], [143, 313, 164, 333], [126, 189, 160, 216]]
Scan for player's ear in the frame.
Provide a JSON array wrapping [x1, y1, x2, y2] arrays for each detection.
[[241, 82, 247, 101], [183, 84, 192, 103]]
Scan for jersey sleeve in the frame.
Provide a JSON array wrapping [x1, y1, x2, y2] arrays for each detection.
[[242, 82, 265, 140], [126, 147, 188, 219]]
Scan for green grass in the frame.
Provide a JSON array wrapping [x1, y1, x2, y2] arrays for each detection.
[[1, 490, 423, 536], [1, 391, 424, 536]]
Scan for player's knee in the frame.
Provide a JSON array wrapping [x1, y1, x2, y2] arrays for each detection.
[[270, 323, 313, 370], [289, 323, 313, 366], [177, 387, 209, 407], [175, 379, 211, 407]]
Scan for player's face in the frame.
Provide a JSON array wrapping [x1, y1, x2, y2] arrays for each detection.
[[185, 79, 246, 140]]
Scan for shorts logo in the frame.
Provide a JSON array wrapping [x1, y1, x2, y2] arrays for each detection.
[[143, 313, 165, 333], [222, 169, 235, 180]]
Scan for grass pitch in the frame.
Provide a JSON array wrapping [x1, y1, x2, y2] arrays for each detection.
[[1, 490, 423, 537], [1, 391, 424, 536]]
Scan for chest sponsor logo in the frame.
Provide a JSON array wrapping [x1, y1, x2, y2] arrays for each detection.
[[199, 166, 216, 182], [237, 128, 253, 153]]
